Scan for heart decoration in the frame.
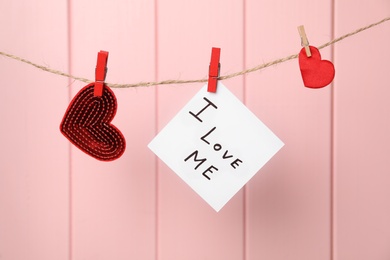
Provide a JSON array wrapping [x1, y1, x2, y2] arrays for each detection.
[[299, 46, 335, 88], [60, 51, 126, 161], [60, 83, 126, 161]]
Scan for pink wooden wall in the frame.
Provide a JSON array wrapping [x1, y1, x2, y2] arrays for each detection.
[[1, 0, 389, 259]]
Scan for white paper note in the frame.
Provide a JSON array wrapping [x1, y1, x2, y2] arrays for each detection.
[[148, 83, 284, 211]]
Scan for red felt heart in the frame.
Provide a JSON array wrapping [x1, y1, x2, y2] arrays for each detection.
[[299, 46, 335, 88], [60, 83, 126, 161]]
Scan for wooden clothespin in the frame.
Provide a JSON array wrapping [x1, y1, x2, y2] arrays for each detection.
[[297, 25, 311, 57], [94, 50, 109, 97], [207, 47, 221, 93]]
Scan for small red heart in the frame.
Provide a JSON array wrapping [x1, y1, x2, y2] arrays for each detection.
[[299, 46, 335, 88], [60, 83, 126, 161]]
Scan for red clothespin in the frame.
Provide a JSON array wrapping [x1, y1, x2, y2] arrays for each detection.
[[207, 47, 221, 93], [94, 50, 109, 97]]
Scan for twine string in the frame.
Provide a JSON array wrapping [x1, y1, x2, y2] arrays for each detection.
[[1, 16, 389, 88]]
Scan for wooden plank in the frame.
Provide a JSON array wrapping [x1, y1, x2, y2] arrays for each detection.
[[156, 1, 245, 259], [0, 0, 70, 259], [333, 1, 390, 259], [245, 0, 333, 259], [69, 1, 157, 259]]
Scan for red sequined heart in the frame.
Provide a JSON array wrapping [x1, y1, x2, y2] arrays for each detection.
[[60, 83, 126, 161], [299, 46, 335, 88]]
